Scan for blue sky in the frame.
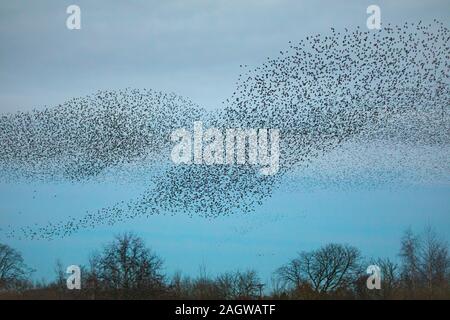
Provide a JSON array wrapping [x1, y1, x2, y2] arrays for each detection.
[[0, 0, 449, 283]]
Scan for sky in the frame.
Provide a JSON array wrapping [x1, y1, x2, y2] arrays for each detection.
[[1, 0, 449, 111], [0, 0, 449, 284]]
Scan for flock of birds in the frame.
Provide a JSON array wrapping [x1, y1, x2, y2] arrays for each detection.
[[0, 21, 449, 240]]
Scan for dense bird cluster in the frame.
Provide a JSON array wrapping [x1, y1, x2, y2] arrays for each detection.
[[1, 21, 449, 240], [0, 89, 205, 181]]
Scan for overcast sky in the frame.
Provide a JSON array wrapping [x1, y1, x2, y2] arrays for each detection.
[[1, 0, 448, 112]]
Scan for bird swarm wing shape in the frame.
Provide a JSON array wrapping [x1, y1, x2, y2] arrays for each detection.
[[0, 21, 449, 239]]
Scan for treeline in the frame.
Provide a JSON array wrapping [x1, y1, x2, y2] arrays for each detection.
[[0, 227, 449, 300]]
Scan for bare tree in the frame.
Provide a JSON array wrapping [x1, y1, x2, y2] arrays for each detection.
[[377, 258, 399, 292], [54, 259, 66, 289], [276, 257, 302, 289], [399, 227, 421, 291], [361, 258, 399, 299], [269, 275, 288, 299], [0, 243, 32, 290], [93, 233, 164, 296], [400, 227, 450, 298], [235, 270, 262, 298], [277, 243, 361, 294], [419, 227, 449, 294], [168, 271, 193, 299], [216, 270, 261, 299]]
